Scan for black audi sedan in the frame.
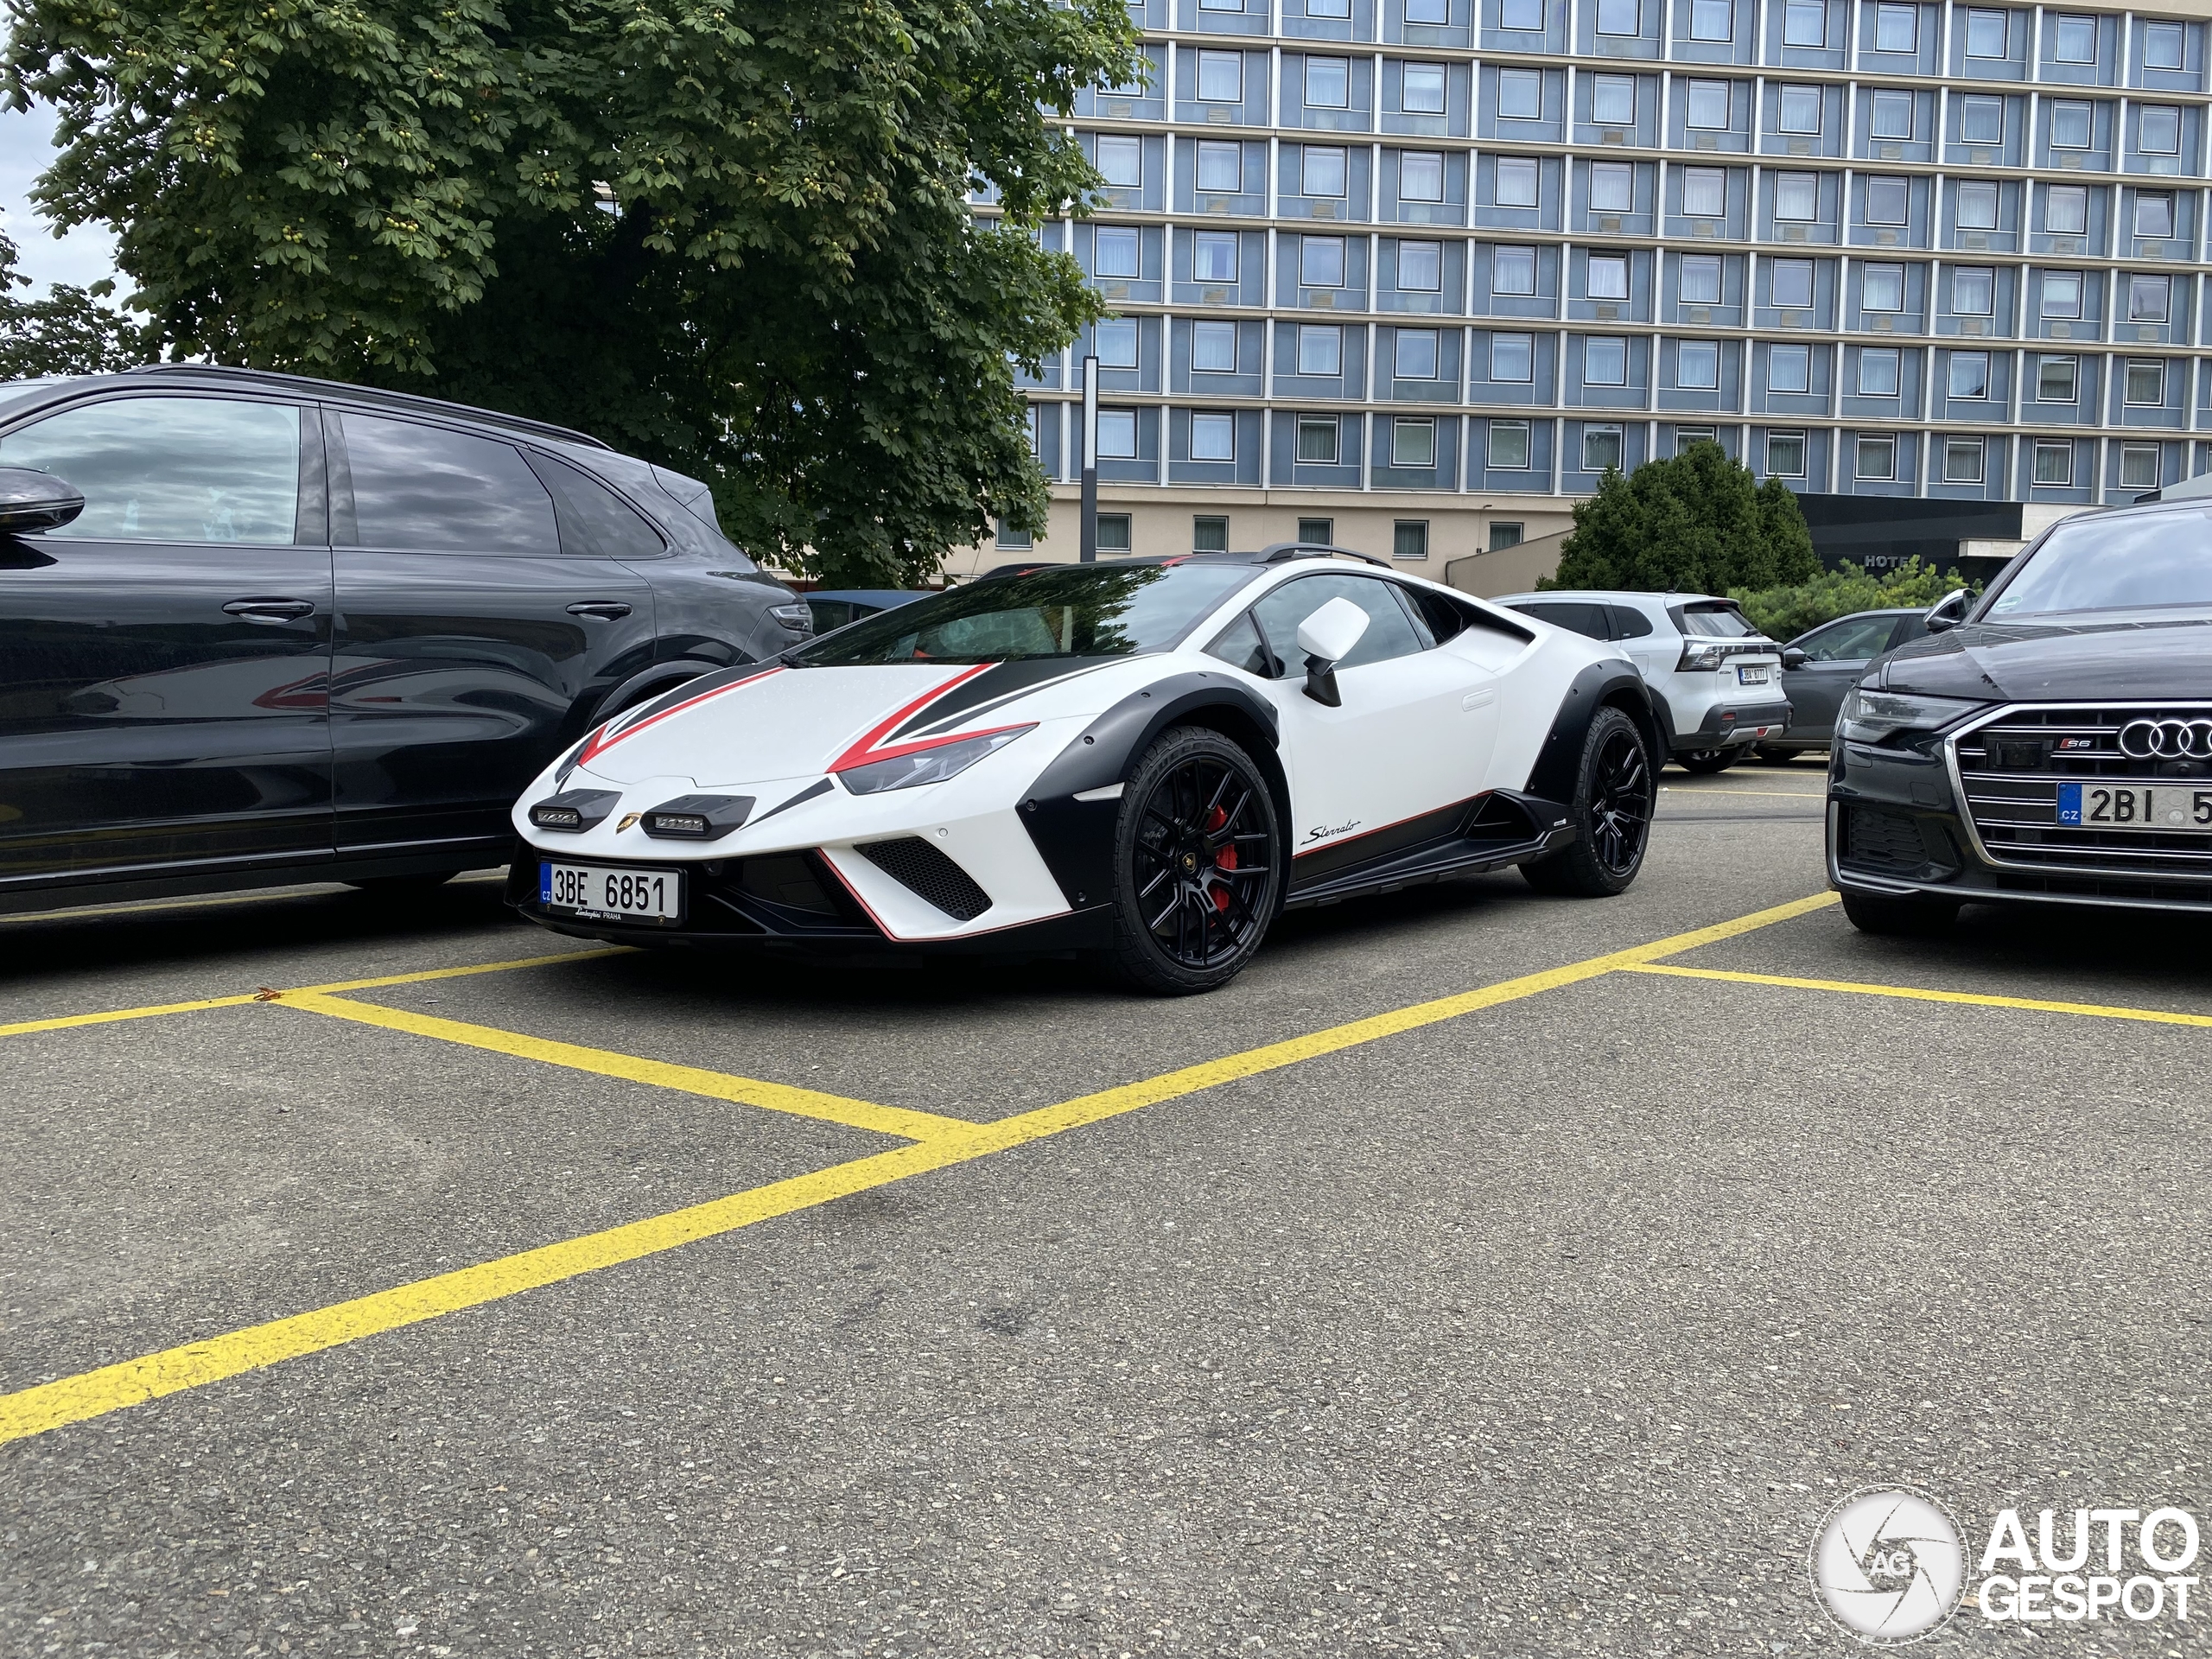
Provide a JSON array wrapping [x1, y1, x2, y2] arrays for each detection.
[[1829, 495, 2212, 933], [0, 365, 810, 914]]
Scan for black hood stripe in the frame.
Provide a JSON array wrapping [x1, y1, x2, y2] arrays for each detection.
[[894, 658, 1124, 741]]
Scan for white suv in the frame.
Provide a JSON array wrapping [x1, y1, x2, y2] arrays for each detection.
[[1495, 591, 1789, 773]]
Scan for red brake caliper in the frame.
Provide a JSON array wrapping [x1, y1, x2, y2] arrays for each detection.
[[1205, 805, 1236, 909]]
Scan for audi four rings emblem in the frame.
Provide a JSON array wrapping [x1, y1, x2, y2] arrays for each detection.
[[2118, 718, 2212, 760]]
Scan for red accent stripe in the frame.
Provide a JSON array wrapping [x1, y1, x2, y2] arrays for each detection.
[[825, 664, 996, 773], [1291, 792, 1491, 858], [578, 666, 785, 767]]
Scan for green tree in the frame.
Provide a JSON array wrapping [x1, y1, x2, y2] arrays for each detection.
[[0, 231, 147, 379], [3, 0, 1140, 586], [1544, 442, 1820, 594], [1730, 556, 1976, 643]]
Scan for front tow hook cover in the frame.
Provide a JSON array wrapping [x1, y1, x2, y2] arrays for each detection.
[[530, 788, 623, 831], [639, 794, 755, 839]]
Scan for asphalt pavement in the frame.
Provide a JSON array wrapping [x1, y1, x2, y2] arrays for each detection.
[[3, 759, 2209, 1658]]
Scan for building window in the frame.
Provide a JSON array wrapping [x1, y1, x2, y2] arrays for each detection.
[[1301, 146, 1349, 198], [1858, 347, 1901, 396], [1584, 335, 1628, 384], [1777, 84, 1821, 133], [1855, 433, 1897, 480], [1688, 0, 1732, 42], [1306, 0, 1352, 16], [1295, 416, 1340, 463], [1581, 423, 1624, 471], [1586, 252, 1630, 300], [1871, 91, 1914, 140], [1299, 235, 1347, 287], [1952, 265, 1994, 315], [1865, 175, 1909, 226], [1393, 520, 1431, 560], [1189, 412, 1236, 461], [1297, 516, 1335, 543], [1403, 63, 1448, 112], [1096, 409, 1140, 458], [1676, 340, 1720, 389], [1193, 231, 1239, 283], [1944, 436, 1985, 484], [2136, 192, 2177, 239], [2129, 275, 2171, 324], [1395, 328, 1441, 378], [1873, 2, 1916, 53], [1948, 351, 1990, 399], [1201, 0, 1246, 11], [1681, 167, 1726, 219], [1498, 68, 1544, 120], [1098, 513, 1133, 552], [1397, 239, 1443, 290], [1297, 323, 1343, 376], [1094, 316, 1140, 368], [1392, 418, 1437, 467], [1860, 263, 1904, 312], [1198, 142, 1244, 194], [1501, 0, 1543, 29], [1960, 96, 2003, 148], [1688, 79, 1732, 129], [1096, 136, 1143, 188], [1675, 424, 1718, 452], [2041, 271, 2083, 320], [995, 520, 1033, 548], [2033, 440, 2075, 484], [1494, 243, 1538, 294], [1775, 171, 1819, 221], [1192, 515, 1229, 552], [2037, 356, 2079, 402], [1771, 258, 1815, 308], [1094, 226, 1141, 278], [1305, 56, 1351, 108], [1491, 332, 1535, 380], [1965, 9, 2006, 57], [1766, 430, 1808, 475], [1192, 320, 1239, 372], [1680, 251, 1722, 302], [2145, 22, 2185, 71], [2050, 99, 2092, 149], [1026, 405, 1040, 454], [2139, 106, 2182, 155], [1768, 343, 1812, 392], [1490, 520, 1525, 550], [1783, 0, 1826, 48], [2044, 185, 2088, 236], [1489, 420, 1534, 468], [1589, 162, 1634, 214], [2050, 14, 2095, 62], [1196, 51, 1243, 102], [1400, 150, 1446, 201], [1596, 0, 1639, 35], [1955, 180, 1999, 231], [2125, 359, 2166, 405], [1495, 156, 1540, 207], [2120, 442, 2162, 490], [1592, 74, 1636, 125]]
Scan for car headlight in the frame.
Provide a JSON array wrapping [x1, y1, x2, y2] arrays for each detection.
[[770, 601, 812, 632], [836, 726, 1034, 795], [1836, 688, 1986, 745]]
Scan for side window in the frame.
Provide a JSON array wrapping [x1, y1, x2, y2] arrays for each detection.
[[1888, 613, 1929, 646], [1800, 613, 1897, 661], [336, 412, 557, 554], [0, 396, 301, 543], [1251, 574, 1427, 671], [1608, 604, 1654, 639], [1515, 601, 1611, 640], [1204, 609, 1278, 676], [525, 451, 666, 560], [1406, 584, 1469, 644]]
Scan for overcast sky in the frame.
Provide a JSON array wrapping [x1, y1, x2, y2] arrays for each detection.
[[1, 102, 123, 296]]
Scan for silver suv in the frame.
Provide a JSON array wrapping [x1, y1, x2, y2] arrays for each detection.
[[1496, 591, 1789, 774]]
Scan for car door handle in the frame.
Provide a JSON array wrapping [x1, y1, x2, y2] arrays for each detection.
[[566, 601, 633, 620], [223, 598, 315, 623]]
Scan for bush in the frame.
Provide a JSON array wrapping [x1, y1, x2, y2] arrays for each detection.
[[1544, 442, 1819, 594], [1729, 557, 1976, 644]]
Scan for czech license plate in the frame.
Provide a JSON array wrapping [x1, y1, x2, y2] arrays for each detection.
[[2056, 784, 2212, 832], [1737, 664, 1772, 686], [539, 861, 684, 925]]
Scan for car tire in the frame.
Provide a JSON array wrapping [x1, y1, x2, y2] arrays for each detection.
[[1676, 747, 1738, 774], [1751, 744, 1802, 764], [1839, 887, 1959, 937], [342, 870, 462, 895], [1520, 706, 1653, 899], [1107, 725, 1283, 995]]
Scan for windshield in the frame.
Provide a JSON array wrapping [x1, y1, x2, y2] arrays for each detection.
[[791, 563, 1260, 666], [1986, 509, 2212, 618]]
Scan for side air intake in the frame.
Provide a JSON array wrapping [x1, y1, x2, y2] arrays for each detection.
[[856, 837, 994, 922]]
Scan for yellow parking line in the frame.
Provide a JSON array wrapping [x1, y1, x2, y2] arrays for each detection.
[[0, 891, 1835, 1446], [279, 990, 972, 1144], [0, 993, 266, 1039], [1623, 962, 2212, 1028], [302, 949, 630, 995]]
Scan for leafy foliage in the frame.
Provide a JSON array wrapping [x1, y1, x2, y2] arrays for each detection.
[[1543, 442, 1820, 595], [3, 0, 1139, 586], [0, 231, 147, 379], [1731, 556, 1977, 644]]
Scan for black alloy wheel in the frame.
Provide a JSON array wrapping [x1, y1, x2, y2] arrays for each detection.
[[1522, 706, 1653, 897], [1109, 725, 1282, 995]]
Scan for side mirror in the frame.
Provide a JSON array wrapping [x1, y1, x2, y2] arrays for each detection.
[[1782, 646, 1809, 670], [1294, 596, 1370, 708], [0, 467, 84, 535], [1923, 589, 1969, 634]]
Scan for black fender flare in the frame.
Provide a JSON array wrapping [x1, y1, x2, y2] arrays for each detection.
[[1523, 661, 1664, 803], [1019, 673, 1288, 912]]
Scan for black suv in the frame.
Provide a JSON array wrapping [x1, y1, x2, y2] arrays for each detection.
[[0, 366, 809, 913]]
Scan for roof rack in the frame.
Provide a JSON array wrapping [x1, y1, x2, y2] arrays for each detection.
[[124, 363, 613, 450], [1254, 541, 1389, 569]]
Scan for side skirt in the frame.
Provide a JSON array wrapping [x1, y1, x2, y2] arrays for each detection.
[[1281, 791, 1576, 912]]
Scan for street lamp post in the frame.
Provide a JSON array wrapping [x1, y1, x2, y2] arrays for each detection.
[[1080, 354, 1099, 563]]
